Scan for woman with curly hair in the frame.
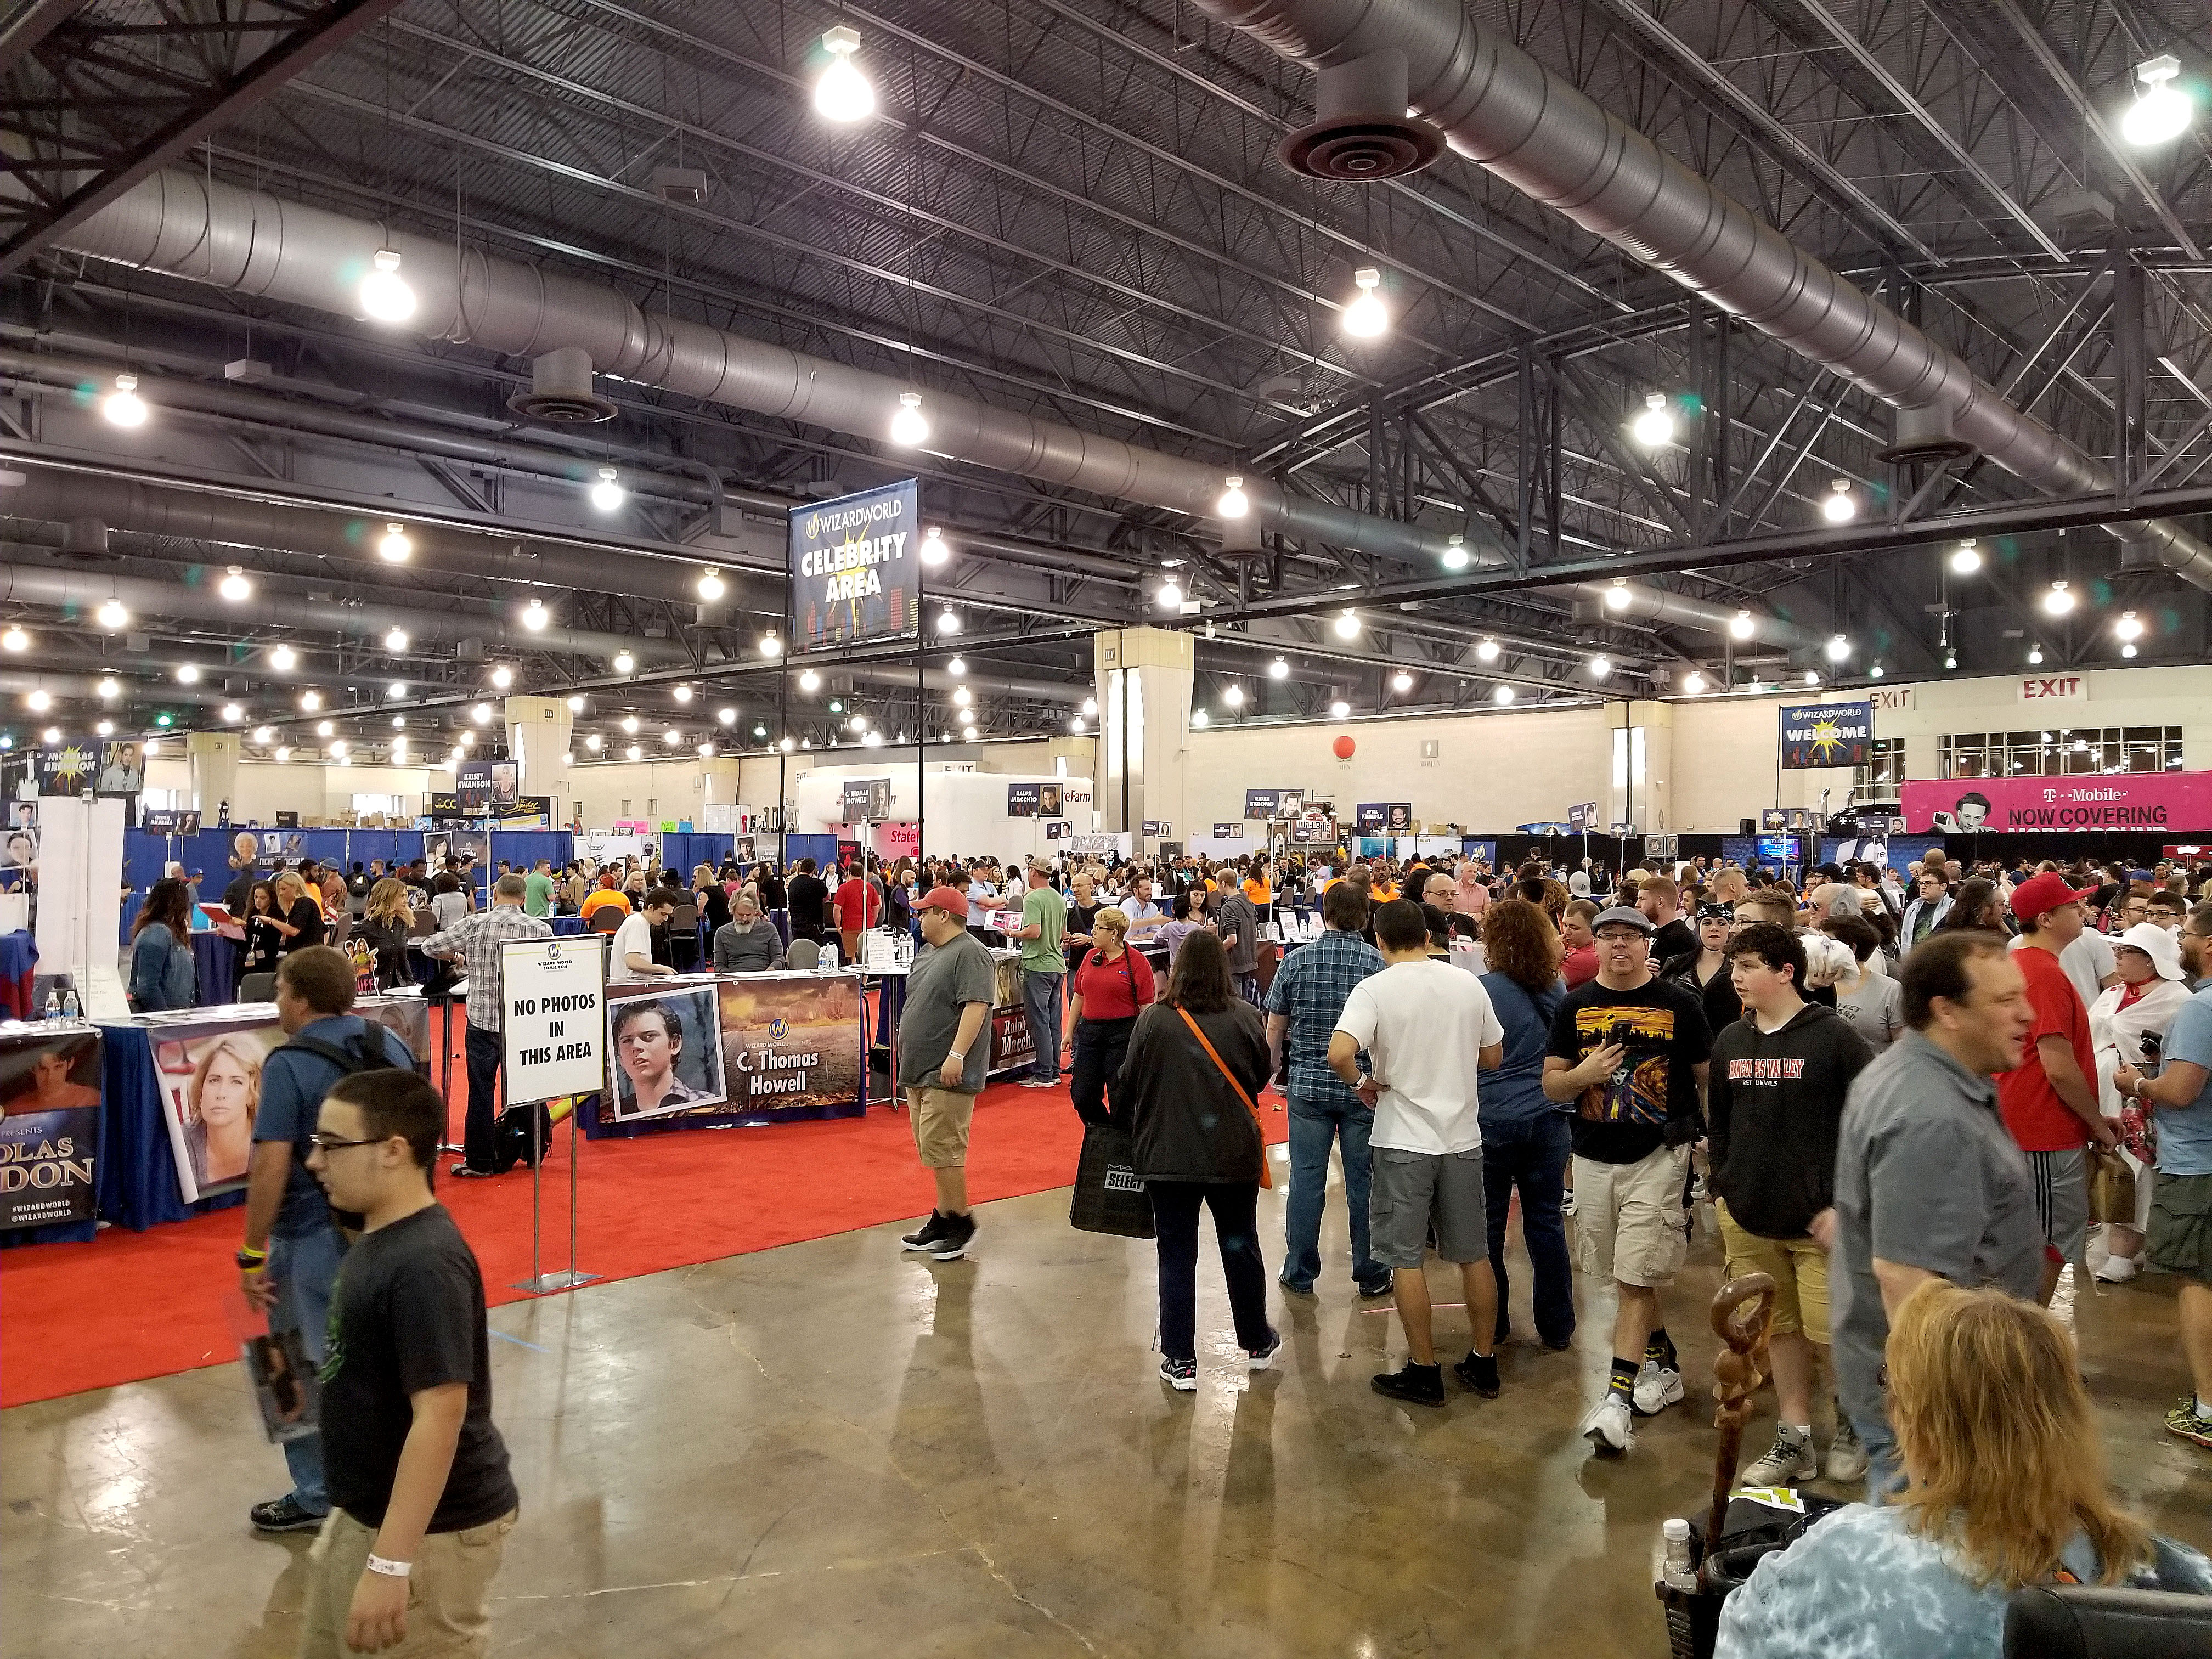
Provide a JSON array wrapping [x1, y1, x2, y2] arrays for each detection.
[[1475, 898, 1575, 1350]]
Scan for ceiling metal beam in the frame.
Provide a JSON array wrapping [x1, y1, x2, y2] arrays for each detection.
[[0, 0, 411, 278]]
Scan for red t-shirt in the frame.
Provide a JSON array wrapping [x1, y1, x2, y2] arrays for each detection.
[[1998, 943, 2096, 1151], [1071, 946, 1156, 1022], [833, 879, 880, 932]]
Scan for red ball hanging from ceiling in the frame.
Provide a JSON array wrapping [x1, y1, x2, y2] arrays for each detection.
[[1332, 735, 1356, 760]]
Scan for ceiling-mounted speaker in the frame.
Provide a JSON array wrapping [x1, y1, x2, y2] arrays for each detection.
[[652, 167, 710, 206], [1279, 48, 1443, 180], [507, 346, 617, 423]]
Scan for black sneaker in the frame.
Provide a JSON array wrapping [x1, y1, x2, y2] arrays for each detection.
[[249, 1494, 327, 1534], [900, 1212, 945, 1250], [1246, 1328, 1283, 1372], [448, 1163, 495, 1180], [1357, 1277, 1395, 1299], [929, 1211, 976, 1260], [1453, 1351, 1501, 1400], [1371, 1361, 1445, 1407]]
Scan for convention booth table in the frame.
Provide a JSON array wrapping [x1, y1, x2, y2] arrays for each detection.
[[0, 932, 38, 1019], [190, 930, 236, 1008], [0, 992, 432, 1247], [583, 969, 868, 1138]]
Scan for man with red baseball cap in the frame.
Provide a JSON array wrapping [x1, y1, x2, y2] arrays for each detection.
[[2001, 871, 2121, 1304], [895, 884, 999, 1260]]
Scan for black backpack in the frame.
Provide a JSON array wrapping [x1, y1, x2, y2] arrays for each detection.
[[281, 1026, 417, 1220], [492, 1099, 555, 1173]]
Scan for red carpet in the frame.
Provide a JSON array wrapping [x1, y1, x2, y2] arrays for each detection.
[[2, 1011, 1291, 1407]]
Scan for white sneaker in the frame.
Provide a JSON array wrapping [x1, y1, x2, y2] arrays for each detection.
[[1740, 1425, 1818, 1487], [1632, 1358, 1684, 1417], [2093, 1252, 2139, 1284], [1580, 1393, 1634, 1455]]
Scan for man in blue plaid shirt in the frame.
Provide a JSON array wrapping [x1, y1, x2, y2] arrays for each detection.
[[1265, 879, 1389, 1296]]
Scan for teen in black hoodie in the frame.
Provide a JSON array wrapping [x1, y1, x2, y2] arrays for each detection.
[[1706, 922, 1872, 1489]]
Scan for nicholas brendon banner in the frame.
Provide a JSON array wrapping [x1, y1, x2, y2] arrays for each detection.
[[0, 1029, 101, 1229]]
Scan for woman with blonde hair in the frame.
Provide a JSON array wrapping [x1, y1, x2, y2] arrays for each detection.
[[268, 870, 325, 956], [355, 876, 416, 991], [1715, 1281, 2210, 1659], [183, 1032, 263, 1188], [1060, 905, 1155, 1128]]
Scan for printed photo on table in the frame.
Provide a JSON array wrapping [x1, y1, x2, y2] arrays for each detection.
[[0, 1030, 103, 1230], [153, 1020, 286, 1204], [607, 988, 729, 1122]]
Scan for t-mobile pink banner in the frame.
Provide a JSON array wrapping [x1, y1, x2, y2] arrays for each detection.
[[1903, 772, 2212, 834]]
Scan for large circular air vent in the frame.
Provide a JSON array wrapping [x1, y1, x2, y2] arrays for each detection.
[[1278, 50, 1443, 182], [506, 346, 617, 424]]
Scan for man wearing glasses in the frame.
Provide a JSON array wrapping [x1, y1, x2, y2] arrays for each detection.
[[234, 946, 420, 1537], [1544, 906, 1712, 1457]]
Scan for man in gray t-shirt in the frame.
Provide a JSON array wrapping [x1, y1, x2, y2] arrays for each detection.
[[895, 888, 999, 1259], [1831, 934, 2040, 1498]]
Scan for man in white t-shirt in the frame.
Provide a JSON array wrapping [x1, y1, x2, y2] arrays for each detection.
[[1330, 897, 1505, 1408], [613, 888, 680, 981]]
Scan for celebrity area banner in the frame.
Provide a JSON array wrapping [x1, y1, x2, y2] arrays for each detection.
[[1903, 772, 2212, 834], [584, 972, 866, 1138], [0, 1029, 101, 1229], [1780, 701, 1874, 770], [790, 479, 919, 650]]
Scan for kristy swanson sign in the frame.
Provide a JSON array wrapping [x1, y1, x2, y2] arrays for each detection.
[[1902, 772, 2212, 834]]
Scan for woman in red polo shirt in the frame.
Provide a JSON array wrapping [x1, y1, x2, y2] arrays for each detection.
[[1061, 906, 1156, 1127]]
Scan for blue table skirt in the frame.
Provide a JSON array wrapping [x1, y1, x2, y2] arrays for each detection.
[[190, 931, 237, 1008]]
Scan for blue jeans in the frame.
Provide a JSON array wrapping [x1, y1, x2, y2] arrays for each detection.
[[1022, 969, 1063, 1082], [1850, 1407, 1904, 1505], [1482, 1112, 1575, 1347], [268, 1222, 346, 1514], [1282, 1092, 1382, 1290]]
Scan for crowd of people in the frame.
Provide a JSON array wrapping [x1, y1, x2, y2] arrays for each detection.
[[123, 827, 2212, 1655]]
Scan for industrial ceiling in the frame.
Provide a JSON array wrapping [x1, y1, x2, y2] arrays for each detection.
[[1, 0, 2207, 766]]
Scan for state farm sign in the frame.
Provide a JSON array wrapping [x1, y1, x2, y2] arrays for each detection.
[[2017, 674, 2087, 704]]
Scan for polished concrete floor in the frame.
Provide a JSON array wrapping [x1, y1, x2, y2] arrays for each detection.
[[7, 1151, 2210, 1658]]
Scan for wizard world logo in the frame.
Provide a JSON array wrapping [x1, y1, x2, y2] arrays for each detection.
[[769, 1018, 788, 1039]]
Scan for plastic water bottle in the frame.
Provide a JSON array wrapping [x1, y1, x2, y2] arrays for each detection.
[[43, 990, 60, 1022], [818, 941, 838, 973], [61, 986, 80, 1019], [1660, 1518, 1697, 1592]]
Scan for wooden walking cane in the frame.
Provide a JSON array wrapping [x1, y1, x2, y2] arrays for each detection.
[[1703, 1272, 1778, 1567]]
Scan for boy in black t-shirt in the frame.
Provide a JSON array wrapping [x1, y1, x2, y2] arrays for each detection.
[[1543, 907, 1712, 1458], [302, 1069, 518, 1656]]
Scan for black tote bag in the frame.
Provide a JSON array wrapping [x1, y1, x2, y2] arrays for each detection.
[[1069, 1120, 1155, 1239]]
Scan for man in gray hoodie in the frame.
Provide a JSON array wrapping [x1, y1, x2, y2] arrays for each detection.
[[1216, 884, 1261, 1003]]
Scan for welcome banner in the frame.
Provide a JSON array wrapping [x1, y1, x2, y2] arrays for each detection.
[[1902, 772, 2212, 833]]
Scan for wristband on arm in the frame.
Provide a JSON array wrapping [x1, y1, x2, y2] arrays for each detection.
[[365, 1554, 412, 1577]]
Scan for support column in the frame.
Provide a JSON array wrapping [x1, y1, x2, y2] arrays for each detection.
[[1607, 701, 1677, 833], [185, 730, 239, 820], [504, 696, 572, 825], [1094, 628, 1192, 836]]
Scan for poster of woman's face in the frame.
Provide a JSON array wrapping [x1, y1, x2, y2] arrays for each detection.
[[607, 989, 727, 1122], [155, 1023, 281, 1203]]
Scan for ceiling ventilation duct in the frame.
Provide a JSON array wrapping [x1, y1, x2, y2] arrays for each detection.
[[506, 347, 618, 424], [1194, 0, 2212, 592], [1279, 47, 1443, 180], [1875, 403, 1976, 466], [65, 516, 110, 559], [651, 167, 710, 207]]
